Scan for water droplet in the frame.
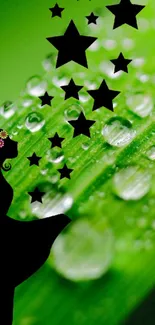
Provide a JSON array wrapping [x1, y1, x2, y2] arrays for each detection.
[[64, 104, 83, 121], [51, 217, 114, 281], [132, 57, 145, 68], [40, 169, 48, 175], [89, 40, 100, 51], [102, 39, 117, 50], [0, 101, 16, 118], [47, 148, 64, 164], [25, 112, 45, 132], [127, 94, 153, 117], [81, 142, 90, 150], [42, 53, 55, 71], [27, 76, 47, 97], [102, 117, 136, 147], [146, 146, 155, 160], [113, 166, 151, 200], [30, 182, 73, 218], [21, 96, 33, 108], [122, 38, 135, 50]]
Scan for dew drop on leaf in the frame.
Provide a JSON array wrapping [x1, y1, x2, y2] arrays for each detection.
[[127, 94, 153, 118], [51, 217, 114, 281], [64, 104, 83, 121], [0, 101, 16, 118], [102, 117, 136, 147], [46, 148, 64, 164], [30, 182, 73, 218], [27, 76, 47, 97], [25, 112, 45, 132], [145, 146, 155, 160], [113, 166, 151, 200]]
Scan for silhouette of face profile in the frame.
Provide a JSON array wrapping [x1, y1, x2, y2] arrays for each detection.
[[0, 129, 18, 163]]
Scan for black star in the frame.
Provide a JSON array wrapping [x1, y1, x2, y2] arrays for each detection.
[[110, 52, 132, 73], [87, 80, 120, 112], [61, 78, 83, 100], [28, 187, 45, 203], [48, 132, 65, 148], [39, 91, 54, 107], [86, 12, 99, 25], [58, 164, 73, 179], [27, 153, 41, 166], [49, 3, 64, 18], [68, 112, 96, 138], [106, 0, 145, 29], [46, 20, 97, 68]]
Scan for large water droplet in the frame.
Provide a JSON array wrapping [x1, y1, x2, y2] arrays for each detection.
[[51, 217, 114, 281], [102, 117, 136, 147], [127, 94, 153, 117], [30, 182, 73, 218], [27, 76, 47, 97], [113, 166, 151, 200], [146, 146, 155, 160], [25, 112, 45, 132], [0, 101, 16, 118]]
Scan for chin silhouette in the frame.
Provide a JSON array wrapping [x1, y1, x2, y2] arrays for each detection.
[[0, 129, 71, 324]]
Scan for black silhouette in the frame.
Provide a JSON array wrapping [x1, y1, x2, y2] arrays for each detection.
[[0, 129, 71, 324], [46, 20, 97, 68], [110, 52, 132, 73], [58, 164, 73, 179], [68, 111, 96, 138], [61, 78, 83, 100], [48, 132, 65, 148], [27, 152, 41, 166], [87, 80, 120, 112], [86, 12, 99, 25], [39, 91, 54, 107], [49, 3, 64, 18], [106, 0, 145, 30]]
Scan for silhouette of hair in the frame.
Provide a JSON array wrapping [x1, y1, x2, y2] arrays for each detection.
[[0, 128, 18, 172], [0, 127, 71, 324]]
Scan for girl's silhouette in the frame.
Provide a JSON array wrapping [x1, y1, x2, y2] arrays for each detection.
[[0, 129, 71, 324]]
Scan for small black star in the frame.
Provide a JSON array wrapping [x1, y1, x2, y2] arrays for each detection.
[[28, 187, 45, 203], [58, 164, 73, 179], [46, 20, 97, 69], [27, 153, 41, 166], [49, 3, 64, 18], [87, 80, 120, 112], [61, 78, 83, 100], [110, 52, 132, 73], [48, 132, 65, 148], [68, 112, 96, 138], [86, 12, 99, 25], [39, 91, 54, 107], [106, 0, 145, 30]]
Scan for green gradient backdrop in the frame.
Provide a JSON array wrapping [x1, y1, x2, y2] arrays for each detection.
[[0, 0, 106, 103]]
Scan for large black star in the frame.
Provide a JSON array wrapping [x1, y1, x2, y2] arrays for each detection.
[[39, 91, 54, 107], [27, 153, 41, 166], [46, 20, 97, 68], [49, 3, 64, 18], [86, 12, 99, 25], [61, 78, 83, 100], [106, 0, 145, 29], [68, 112, 96, 138], [28, 187, 45, 203], [48, 132, 65, 148], [58, 164, 73, 179], [87, 80, 120, 112], [110, 52, 132, 73]]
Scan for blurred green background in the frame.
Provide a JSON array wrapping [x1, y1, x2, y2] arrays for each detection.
[[1, 0, 155, 324]]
